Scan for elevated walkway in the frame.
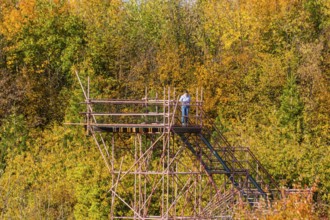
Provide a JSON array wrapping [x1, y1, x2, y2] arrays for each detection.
[[92, 123, 202, 134], [82, 96, 203, 134]]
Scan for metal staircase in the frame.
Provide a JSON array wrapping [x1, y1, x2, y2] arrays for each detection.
[[172, 117, 280, 213]]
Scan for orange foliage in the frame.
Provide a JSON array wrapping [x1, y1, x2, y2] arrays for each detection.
[[0, 0, 37, 39]]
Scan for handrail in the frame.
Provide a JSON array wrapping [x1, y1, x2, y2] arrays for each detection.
[[84, 99, 203, 105], [243, 147, 280, 193], [169, 97, 180, 129], [80, 112, 166, 116], [80, 97, 203, 129], [200, 109, 231, 147], [199, 109, 280, 197]]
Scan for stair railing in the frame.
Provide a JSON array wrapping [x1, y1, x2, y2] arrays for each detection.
[[199, 109, 280, 199]]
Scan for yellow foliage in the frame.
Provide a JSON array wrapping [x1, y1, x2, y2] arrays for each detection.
[[0, 0, 37, 39]]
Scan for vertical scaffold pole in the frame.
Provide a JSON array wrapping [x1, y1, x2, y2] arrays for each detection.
[[110, 135, 115, 220], [139, 134, 143, 218], [145, 87, 148, 124], [134, 135, 137, 219], [162, 124, 165, 217], [168, 87, 170, 129], [156, 92, 158, 123], [163, 87, 166, 127], [167, 87, 171, 216], [87, 75, 90, 135], [196, 88, 199, 126], [201, 88, 204, 126], [173, 88, 175, 124]]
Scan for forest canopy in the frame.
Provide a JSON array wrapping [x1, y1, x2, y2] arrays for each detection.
[[0, 0, 329, 218]]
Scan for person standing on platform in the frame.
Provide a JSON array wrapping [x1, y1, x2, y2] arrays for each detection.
[[179, 90, 191, 126]]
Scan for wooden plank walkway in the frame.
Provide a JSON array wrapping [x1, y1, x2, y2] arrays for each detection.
[[92, 124, 202, 134]]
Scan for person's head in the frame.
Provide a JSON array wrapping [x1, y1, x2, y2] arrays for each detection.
[[184, 90, 188, 94]]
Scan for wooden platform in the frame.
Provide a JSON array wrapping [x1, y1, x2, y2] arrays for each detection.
[[171, 126, 202, 134], [92, 124, 202, 134]]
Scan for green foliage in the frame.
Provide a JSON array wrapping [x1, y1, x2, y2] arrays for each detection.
[[278, 74, 304, 139], [0, 114, 29, 173], [1, 0, 86, 127], [0, 124, 110, 219]]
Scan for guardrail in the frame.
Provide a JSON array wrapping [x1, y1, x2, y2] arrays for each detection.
[[82, 98, 203, 131]]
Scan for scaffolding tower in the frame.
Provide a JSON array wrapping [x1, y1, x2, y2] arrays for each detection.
[[72, 73, 280, 219]]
